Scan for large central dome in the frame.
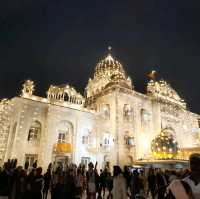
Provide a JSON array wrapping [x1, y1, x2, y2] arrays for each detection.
[[94, 53, 126, 80], [86, 49, 133, 98]]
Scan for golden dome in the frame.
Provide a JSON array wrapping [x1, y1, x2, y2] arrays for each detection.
[[94, 53, 126, 80], [151, 128, 180, 159]]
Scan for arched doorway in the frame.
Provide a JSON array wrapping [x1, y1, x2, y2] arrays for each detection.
[[53, 121, 73, 168]]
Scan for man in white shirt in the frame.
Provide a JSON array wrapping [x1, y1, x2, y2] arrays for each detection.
[[168, 153, 200, 199]]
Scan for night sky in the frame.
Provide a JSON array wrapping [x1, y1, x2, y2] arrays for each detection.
[[1, 1, 200, 113]]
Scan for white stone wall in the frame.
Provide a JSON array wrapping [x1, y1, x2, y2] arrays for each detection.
[[1, 87, 200, 169], [3, 97, 95, 170]]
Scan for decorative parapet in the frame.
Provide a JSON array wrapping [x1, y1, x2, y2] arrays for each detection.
[[47, 84, 85, 105], [147, 80, 186, 109]]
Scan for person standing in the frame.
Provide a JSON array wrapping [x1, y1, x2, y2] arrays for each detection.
[[0, 163, 10, 199], [24, 160, 29, 171], [148, 169, 156, 199], [32, 160, 38, 169], [43, 169, 51, 199], [156, 170, 168, 199], [123, 166, 131, 191], [11, 166, 27, 199], [131, 170, 140, 199], [86, 162, 99, 199], [64, 168, 76, 199], [75, 168, 84, 199], [31, 167, 44, 199], [168, 153, 200, 199], [106, 172, 113, 199], [112, 166, 127, 199]]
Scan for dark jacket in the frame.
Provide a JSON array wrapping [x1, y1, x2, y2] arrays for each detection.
[[31, 175, 44, 199], [0, 170, 10, 196]]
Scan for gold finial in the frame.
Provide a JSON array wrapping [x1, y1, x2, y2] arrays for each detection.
[[147, 70, 157, 81], [105, 46, 113, 60]]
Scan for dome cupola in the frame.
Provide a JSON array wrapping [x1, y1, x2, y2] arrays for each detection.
[[94, 52, 126, 80], [86, 48, 133, 98]]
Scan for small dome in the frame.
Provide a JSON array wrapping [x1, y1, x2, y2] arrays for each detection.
[[151, 128, 180, 159], [94, 53, 126, 80]]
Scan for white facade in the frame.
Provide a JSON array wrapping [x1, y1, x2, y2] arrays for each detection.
[[0, 51, 200, 170]]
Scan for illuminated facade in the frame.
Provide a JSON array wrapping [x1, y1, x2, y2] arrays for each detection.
[[0, 50, 200, 170]]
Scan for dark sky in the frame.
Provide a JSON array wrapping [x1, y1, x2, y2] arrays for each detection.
[[0, 0, 200, 113]]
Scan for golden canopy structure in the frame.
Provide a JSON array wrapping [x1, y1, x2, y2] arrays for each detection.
[[53, 143, 73, 154], [151, 128, 180, 159]]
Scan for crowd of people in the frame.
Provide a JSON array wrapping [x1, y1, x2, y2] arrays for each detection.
[[0, 153, 200, 199]]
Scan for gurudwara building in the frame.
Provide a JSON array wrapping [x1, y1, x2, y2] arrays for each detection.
[[0, 50, 200, 170]]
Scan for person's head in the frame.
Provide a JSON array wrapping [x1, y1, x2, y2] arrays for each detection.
[[21, 169, 27, 177], [124, 166, 129, 172], [133, 169, 139, 177], [171, 170, 176, 175], [36, 167, 42, 176], [113, 166, 122, 176], [88, 162, 94, 171], [104, 166, 108, 172], [69, 168, 74, 176], [140, 169, 144, 176], [149, 168, 154, 175], [17, 166, 23, 172], [189, 153, 200, 175], [77, 168, 81, 175]]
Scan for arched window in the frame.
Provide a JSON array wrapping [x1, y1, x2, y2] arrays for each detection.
[[124, 136, 135, 146], [123, 104, 133, 121], [58, 133, 66, 143], [100, 133, 114, 151], [104, 137, 110, 145], [28, 121, 41, 141], [82, 135, 89, 144], [82, 129, 92, 145], [101, 104, 110, 119], [57, 121, 73, 144], [141, 109, 150, 128]]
